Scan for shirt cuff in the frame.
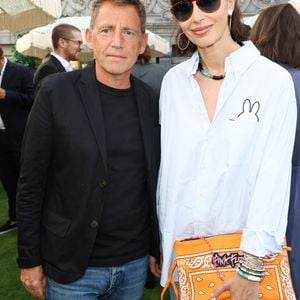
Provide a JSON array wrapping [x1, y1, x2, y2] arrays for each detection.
[[240, 229, 284, 257]]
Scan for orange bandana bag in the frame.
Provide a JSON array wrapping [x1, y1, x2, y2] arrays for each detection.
[[161, 233, 296, 300]]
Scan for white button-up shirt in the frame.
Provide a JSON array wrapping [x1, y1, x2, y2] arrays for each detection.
[[157, 41, 297, 285]]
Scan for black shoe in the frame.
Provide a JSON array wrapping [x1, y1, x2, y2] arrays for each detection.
[[0, 220, 17, 235]]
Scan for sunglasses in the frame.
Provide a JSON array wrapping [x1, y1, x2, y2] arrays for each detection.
[[171, 0, 221, 22], [64, 38, 83, 47]]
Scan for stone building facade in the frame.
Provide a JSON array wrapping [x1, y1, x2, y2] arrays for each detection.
[[61, 0, 288, 43], [0, 0, 289, 61], [60, 0, 288, 66]]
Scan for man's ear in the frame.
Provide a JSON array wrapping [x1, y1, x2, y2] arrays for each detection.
[[85, 28, 94, 50], [139, 32, 148, 55], [58, 37, 67, 49]]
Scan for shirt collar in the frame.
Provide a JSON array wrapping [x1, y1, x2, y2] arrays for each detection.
[[185, 41, 260, 78], [0, 57, 8, 76], [51, 52, 72, 72], [224, 41, 260, 76]]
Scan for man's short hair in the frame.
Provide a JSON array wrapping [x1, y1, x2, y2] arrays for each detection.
[[52, 23, 81, 49], [90, 0, 146, 33], [0, 47, 3, 57]]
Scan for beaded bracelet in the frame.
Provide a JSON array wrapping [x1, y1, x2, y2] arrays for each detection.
[[241, 252, 264, 271], [239, 265, 265, 277], [239, 262, 265, 273], [237, 269, 263, 282]]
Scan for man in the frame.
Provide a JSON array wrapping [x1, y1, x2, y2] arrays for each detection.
[[0, 47, 34, 234], [17, 0, 161, 299], [33, 23, 82, 91], [132, 45, 168, 95]]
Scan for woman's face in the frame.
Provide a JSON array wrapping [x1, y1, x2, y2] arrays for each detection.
[[174, 0, 235, 49]]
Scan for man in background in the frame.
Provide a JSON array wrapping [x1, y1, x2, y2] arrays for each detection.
[[132, 44, 167, 95], [33, 23, 82, 91], [0, 47, 34, 234], [132, 45, 167, 289]]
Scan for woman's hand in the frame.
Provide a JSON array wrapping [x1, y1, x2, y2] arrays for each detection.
[[211, 274, 259, 300]]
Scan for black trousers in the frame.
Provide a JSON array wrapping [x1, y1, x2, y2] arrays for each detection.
[[0, 130, 21, 222]]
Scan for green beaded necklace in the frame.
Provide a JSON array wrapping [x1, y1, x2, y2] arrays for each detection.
[[198, 61, 226, 80]]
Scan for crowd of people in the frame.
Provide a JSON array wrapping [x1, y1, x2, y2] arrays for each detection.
[[0, 0, 299, 299]]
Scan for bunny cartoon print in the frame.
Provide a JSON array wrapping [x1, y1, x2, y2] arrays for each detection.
[[237, 99, 260, 122]]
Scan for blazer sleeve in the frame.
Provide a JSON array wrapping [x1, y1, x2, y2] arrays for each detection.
[[34, 64, 60, 91], [17, 82, 53, 268]]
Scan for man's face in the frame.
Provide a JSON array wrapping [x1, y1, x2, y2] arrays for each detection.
[[86, 2, 147, 83], [64, 30, 83, 61]]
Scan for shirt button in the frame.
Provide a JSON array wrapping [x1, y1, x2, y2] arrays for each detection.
[[90, 220, 98, 228], [99, 179, 108, 189]]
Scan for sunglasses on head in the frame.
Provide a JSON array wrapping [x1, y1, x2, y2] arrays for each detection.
[[171, 0, 221, 22]]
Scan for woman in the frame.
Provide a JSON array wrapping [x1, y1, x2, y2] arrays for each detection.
[[250, 4, 300, 298], [157, 0, 297, 299]]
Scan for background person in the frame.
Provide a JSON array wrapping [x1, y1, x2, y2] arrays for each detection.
[[250, 4, 300, 297], [132, 45, 168, 95], [17, 0, 161, 299], [157, 0, 297, 299], [132, 44, 168, 290], [0, 47, 34, 235], [33, 23, 82, 91]]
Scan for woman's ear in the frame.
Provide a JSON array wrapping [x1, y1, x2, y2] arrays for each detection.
[[228, 0, 235, 14]]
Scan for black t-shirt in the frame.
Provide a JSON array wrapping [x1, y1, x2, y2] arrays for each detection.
[[88, 81, 150, 267]]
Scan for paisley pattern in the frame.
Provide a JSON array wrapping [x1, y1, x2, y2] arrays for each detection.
[[166, 234, 296, 300]]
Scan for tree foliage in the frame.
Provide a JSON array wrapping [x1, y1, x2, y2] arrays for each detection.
[[9, 32, 40, 70]]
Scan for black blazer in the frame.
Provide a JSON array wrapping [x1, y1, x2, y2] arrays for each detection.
[[17, 65, 161, 284], [33, 55, 66, 91], [0, 60, 34, 147]]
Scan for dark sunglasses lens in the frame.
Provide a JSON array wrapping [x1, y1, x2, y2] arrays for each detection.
[[197, 0, 220, 13], [171, 1, 193, 22]]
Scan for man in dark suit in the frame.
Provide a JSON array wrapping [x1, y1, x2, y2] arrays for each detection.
[[17, 0, 161, 299], [33, 23, 82, 91], [132, 45, 168, 95], [0, 47, 34, 235]]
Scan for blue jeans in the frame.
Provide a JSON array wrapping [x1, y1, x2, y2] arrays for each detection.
[[46, 256, 148, 300]]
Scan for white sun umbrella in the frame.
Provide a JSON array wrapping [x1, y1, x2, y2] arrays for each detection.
[[16, 16, 171, 61], [0, 0, 62, 32], [146, 29, 171, 57]]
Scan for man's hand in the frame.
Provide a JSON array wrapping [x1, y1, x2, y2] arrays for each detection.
[[149, 255, 162, 278], [0, 88, 6, 99], [211, 274, 259, 300], [20, 265, 46, 299]]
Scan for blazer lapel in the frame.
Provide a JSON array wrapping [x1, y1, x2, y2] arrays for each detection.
[[50, 56, 67, 73], [78, 64, 108, 173]]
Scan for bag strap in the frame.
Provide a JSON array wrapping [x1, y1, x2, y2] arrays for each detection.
[[161, 258, 179, 300]]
